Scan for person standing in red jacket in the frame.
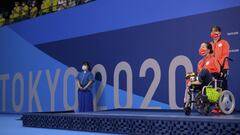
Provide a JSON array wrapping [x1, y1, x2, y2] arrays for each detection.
[[210, 26, 230, 90]]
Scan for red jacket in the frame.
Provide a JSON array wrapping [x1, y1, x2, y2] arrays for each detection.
[[198, 54, 220, 74], [210, 39, 230, 69]]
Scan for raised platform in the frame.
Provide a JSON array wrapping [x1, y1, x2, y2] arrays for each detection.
[[22, 109, 240, 135]]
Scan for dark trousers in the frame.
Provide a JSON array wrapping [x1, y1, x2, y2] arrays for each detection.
[[221, 69, 229, 90], [198, 68, 214, 86], [198, 68, 228, 90]]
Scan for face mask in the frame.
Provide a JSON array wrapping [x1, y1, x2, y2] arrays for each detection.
[[210, 32, 220, 39], [199, 47, 207, 56], [82, 65, 88, 71]]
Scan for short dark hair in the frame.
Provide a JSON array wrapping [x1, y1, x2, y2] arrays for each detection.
[[205, 42, 213, 54], [82, 61, 91, 70], [211, 26, 221, 32]]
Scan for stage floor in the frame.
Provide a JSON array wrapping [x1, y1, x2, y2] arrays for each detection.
[[0, 114, 115, 135], [72, 109, 240, 122], [22, 109, 240, 135]]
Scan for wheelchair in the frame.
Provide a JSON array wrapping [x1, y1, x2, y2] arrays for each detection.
[[183, 58, 235, 115]]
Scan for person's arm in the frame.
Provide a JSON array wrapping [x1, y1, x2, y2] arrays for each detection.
[[214, 58, 220, 73], [83, 80, 94, 90], [77, 80, 84, 90], [187, 80, 201, 87], [76, 73, 84, 90], [191, 80, 202, 85], [83, 73, 94, 90], [220, 41, 230, 66]]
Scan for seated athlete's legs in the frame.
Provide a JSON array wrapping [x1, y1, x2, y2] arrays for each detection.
[[198, 68, 213, 86]]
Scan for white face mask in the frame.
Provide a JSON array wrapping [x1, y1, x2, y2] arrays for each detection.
[[82, 65, 88, 71]]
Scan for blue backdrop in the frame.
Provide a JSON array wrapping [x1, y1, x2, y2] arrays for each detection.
[[0, 0, 240, 113]]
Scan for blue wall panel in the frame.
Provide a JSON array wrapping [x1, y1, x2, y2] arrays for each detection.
[[0, 0, 239, 113]]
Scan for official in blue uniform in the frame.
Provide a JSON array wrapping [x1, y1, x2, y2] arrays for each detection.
[[76, 62, 94, 112]]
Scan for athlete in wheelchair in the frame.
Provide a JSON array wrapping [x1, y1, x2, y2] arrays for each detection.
[[184, 42, 235, 115]]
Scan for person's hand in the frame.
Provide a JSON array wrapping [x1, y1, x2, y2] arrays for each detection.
[[79, 86, 84, 90], [83, 87, 87, 90]]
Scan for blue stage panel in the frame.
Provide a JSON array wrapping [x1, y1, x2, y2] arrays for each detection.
[[22, 109, 240, 135]]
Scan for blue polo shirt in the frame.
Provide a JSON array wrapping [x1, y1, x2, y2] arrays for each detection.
[[77, 71, 94, 88]]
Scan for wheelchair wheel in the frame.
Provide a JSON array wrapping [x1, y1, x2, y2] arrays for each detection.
[[195, 93, 210, 115], [184, 106, 191, 116], [201, 104, 210, 115], [218, 90, 235, 114], [184, 102, 191, 115]]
